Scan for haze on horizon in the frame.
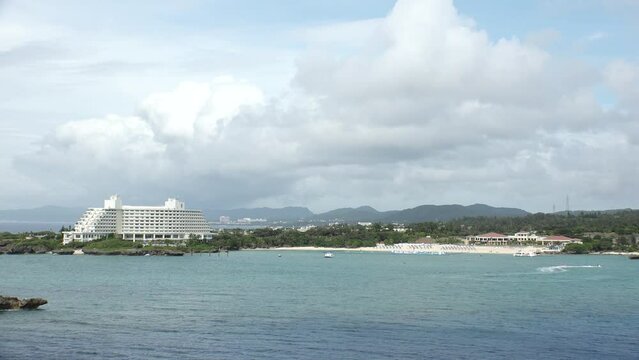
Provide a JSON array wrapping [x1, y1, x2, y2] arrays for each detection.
[[1, 0, 638, 213]]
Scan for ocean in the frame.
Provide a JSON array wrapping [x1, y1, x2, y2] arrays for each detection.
[[1, 252, 637, 359]]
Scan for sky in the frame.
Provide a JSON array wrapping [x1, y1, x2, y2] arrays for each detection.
[[0, 0, 638, 213]]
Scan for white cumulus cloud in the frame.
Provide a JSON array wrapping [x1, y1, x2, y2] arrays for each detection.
[[10, 0, 639, 212]]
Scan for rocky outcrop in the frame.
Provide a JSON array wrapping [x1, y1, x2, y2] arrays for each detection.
[[0, 240, 186, 256], [0, 240, 57, 254], [0, 296, 47, 310], [0, 244, 51, 254], [52, 249, 74, 255], [81, 248, 184, 256]]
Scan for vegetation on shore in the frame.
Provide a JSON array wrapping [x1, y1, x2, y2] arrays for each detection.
[[1, 210, 637, 254]]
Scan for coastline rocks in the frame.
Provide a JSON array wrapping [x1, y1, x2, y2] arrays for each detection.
[[52, 249, 74, 255], [81, 248, 184, 256], [0, 295, 47, 310], [157, 250, 185, 256], [0, 243, 185, 256], [0, 244, 51, 254], [0, 240, 59, 254]]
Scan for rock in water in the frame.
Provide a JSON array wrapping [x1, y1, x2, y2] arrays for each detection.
[[20, 298, 48, 309], [0, 295, 48, 310], [0, 296, 20, 309]]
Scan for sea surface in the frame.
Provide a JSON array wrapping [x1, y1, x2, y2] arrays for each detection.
[[1, 252, 638, 359]]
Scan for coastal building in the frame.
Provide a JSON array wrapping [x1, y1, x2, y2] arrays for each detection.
[[466, 231, 582, 247], [467, 232, 510, 245], [536, 235, 582, 246], [511, 231, 539, 242], [63, 195, 214, 244]]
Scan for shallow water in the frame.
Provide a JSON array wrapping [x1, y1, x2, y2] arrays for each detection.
[[1, 252, 638, 359]]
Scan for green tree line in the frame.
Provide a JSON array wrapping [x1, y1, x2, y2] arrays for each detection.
[[2, 210, 638, 253]]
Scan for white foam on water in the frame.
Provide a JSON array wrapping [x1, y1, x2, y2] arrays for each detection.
[[537, 265, 602, 273]]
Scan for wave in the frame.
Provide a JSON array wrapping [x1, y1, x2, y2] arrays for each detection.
[[537, 265, 602, 273]]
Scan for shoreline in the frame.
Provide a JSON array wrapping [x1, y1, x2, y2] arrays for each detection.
[[3, 243, 638, 256], [255, 245, 533, 255], [253, 245, 639, 256], [257, 245, 531, 255]]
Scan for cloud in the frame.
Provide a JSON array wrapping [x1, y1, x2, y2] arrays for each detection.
[[139, 77, 264, 141], [585, 31, 607, 42], [604, 60, 639, 111], [10, 0, 639, 212], [296, 0, 549, 105], [15, 76, 296, 207]]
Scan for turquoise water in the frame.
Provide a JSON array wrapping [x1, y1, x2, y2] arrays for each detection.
[[1, 252, 638, 359]]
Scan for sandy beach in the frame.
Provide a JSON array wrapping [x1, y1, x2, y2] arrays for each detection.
[[256, 244, 548, 255]]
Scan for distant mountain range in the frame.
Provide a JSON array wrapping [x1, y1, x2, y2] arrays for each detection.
[[0, 203, 529, 225], [205, 207, 314, 221], [205, 203, 529, 223]]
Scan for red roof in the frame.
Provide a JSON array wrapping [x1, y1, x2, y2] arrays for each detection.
[[477, 232, 507, 238], [544, 235, 575, 240]]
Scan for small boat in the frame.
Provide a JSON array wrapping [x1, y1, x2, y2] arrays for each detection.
[[629, 255, 639, 260], [514, 249, 537, 257], [324, 252, 333, 258]]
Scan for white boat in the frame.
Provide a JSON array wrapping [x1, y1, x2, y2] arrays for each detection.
[[514, 249, 537, 257], [324, 252, 333, 258]]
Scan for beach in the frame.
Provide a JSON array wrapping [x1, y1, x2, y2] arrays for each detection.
[[257, 244, 547, 255]]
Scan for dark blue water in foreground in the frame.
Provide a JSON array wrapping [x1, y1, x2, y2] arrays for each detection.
[[1, 252, 638, 359]]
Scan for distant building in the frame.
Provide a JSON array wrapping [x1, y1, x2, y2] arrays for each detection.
[[511, 231, 538, 242], [392, 224, 407, 232], [297, 225, 316, 232], [467, 231, 581, 246], [219, 216, 231, 224], [63, 195, 213, 244], [467, 232, 510, 245], [237, 217, 267, 224], [537, 235, 582, 246]]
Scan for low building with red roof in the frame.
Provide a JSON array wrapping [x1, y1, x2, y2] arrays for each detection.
[[537, 235, 582, 246]]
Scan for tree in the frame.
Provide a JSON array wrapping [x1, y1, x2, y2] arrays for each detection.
[[563, 243, 589, 254]]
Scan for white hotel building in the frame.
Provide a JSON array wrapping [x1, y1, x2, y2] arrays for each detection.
[[63, 195, 214, 244]]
